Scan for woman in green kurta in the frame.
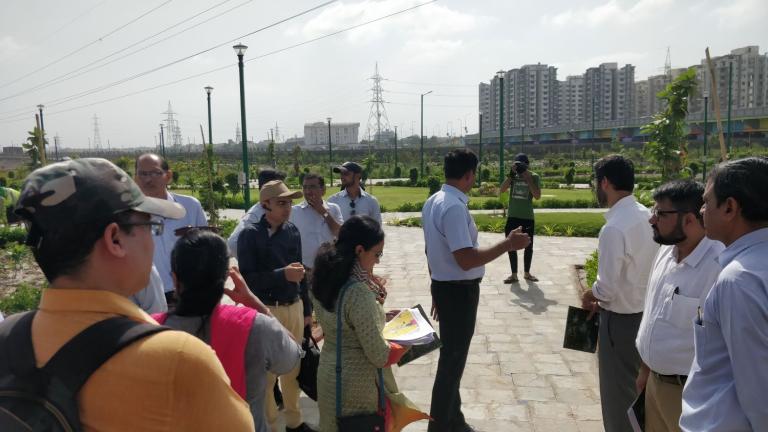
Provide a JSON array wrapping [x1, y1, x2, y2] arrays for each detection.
[[311, 216, 427, 432]]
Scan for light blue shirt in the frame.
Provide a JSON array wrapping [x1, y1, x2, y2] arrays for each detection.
[[422, 184, 484, 281], [227, 203, 264, 259], [680, 227, 768, 431], [153, 192, 207, 293], [327, 188, 381, 224], [131, 265, 168, 314]]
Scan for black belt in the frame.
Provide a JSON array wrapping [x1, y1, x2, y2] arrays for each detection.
[[262, 296, 300, 307], [654, 372, 687, 386], [432, 278, 482, 286]]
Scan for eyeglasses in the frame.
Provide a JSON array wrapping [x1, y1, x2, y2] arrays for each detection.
[[174, 225, 221, 237], [302, 184, 322, 191], [137, 170, 166, 178], [120, 219, 164, 236], [651, 207, 698, 218]]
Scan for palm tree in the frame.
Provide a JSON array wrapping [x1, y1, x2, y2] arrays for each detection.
[[23, 127, 47, 167]]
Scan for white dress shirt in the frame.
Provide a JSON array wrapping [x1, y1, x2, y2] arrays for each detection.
[[327, 188, 381, 224], [422, 184, 484, 281], [130, 265, 168, 314], [635, 238, 724, 375], [227, 203, 264, 259], [289, 201, 343, 268], [681, 228, 768, 432], [153, 191, 207, 293], [592, 195, 658, 313]]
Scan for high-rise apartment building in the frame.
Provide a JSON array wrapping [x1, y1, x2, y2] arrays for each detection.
[[690, 46, 768, 113], [304, 122, 359, 147], [485, 64, 558, 132], [478, 82, 491, 133], [558, 75, 585, 126], [584, 63, 635, 123]]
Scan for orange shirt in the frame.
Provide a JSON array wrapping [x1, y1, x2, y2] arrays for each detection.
[[32, 289, 254, 432]]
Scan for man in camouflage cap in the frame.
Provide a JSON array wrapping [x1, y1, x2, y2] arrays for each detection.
[[6, 158, 255, 430]]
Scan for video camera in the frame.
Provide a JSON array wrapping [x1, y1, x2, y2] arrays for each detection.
[[508, 161, 528, 178]]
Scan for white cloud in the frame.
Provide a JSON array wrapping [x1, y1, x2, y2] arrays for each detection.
[[301, 0, 478, 44], [712, 0, 767, 27], [542, 0, 673, 28], [0, 36, 23, 59], [401, 39, 464, 64]]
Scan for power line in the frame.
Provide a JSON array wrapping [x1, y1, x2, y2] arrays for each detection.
[[0, 1, 436, 124], [385, 101, 475, 108], [382, 78, 475, 88], [0, 1, 336, 109], [0, 0, 173, 90], [384, 89, 474, 98], [0, 0, 245, 104], [33, 0, 109, 46]]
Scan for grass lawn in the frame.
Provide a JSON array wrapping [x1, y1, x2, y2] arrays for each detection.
[[170, 186, 596, 211], [393, 212, 605, 237]]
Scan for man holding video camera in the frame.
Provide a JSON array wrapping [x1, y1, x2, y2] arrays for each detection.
[[500, 153, 541, 283]]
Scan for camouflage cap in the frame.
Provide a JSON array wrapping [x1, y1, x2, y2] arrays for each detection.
[[14, 158, 185, 233]]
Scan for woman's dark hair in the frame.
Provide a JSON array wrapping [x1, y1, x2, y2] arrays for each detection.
[[312, 215, 384, 311], [171, 229, 229, 316]]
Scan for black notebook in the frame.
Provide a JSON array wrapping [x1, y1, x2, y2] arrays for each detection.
[[627, 389, 645, 432], [397, 304, 442, 367], [562, 306, 599, 353]]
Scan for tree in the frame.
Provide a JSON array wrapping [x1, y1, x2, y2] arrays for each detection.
[[225, 172, 241, 197], [641, 67, 697, 181], [267, 141, 276, 168], [23, 127, 47, 167], [291, 145, 302, 176]]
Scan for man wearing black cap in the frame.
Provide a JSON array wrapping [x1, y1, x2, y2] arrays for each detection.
[[2, 158, 254, 430], [328, 161, 382, 224], [499, 153, 541, 283]]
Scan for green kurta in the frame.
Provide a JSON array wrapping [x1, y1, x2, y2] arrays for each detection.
[[314, 280, 400, 432]]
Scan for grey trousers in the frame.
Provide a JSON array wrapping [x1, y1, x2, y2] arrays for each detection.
[[598, 309, 643, 432]]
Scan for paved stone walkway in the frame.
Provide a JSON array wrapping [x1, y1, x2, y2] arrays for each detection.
[[282, 224, 602, 432]]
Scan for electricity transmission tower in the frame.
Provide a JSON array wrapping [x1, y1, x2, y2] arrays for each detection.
[[92, 115, 103, 150], [366, 62, 391, 148]]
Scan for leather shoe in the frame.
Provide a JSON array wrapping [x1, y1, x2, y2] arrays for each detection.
[[453, 423, 478, 432]]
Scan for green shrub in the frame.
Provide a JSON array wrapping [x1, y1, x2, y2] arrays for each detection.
[[393, 166, 402, 178], [482, 199, 504, 210], [409, 168, 418, 185], [0, 227, 27, 248], [218, 219, 238, 239], [427, 176, 441, 196], [0, 283, 43, 314], [585, 251, 599, 287]]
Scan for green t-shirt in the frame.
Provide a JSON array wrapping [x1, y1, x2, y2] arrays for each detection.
[[507, 172, 540, 220]]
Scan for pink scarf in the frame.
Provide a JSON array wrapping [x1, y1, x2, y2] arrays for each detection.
[[153, 304, 256, 399]]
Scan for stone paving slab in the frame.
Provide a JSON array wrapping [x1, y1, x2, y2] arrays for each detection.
[[270, 224, 601, 432]]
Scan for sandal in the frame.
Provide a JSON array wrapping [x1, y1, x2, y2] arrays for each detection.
[[524, 273, 539, 282], [504, 274, 519, 283]]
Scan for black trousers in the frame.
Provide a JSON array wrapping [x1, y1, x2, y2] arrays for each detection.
[[504, 217, 535, 273], [428, 279, 480, 432]]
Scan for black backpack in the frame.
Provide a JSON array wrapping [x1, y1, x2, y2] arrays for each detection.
[[0, 311, 170, 431]]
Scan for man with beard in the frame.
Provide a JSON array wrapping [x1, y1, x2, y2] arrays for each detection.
[[634, 180, 724, 432], [581, 155, 658, 432], [328, 161, 381, 224]]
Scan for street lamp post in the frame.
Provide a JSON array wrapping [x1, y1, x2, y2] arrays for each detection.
[[497, 70, 505, 183], [478, 112, 483, 185], [327, 117, 333, 185], [591, 94, 596, 156], [159, 124, 166, 158], [233, 43, 250, 207], [521, 123, 526, 155], [727, 57, 733, 154], [569, 128, 576, 161], [37, 104, 54, 162], [420, 90, 432, 178], [394, 125, 398, 170], [204, 87, 213, 147]]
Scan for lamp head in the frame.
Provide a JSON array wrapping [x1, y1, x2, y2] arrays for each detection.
[[233, 43, 248, 56], [205, 86, 213, 95]]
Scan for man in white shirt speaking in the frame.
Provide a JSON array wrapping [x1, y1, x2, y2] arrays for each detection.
[[581, 155, 658, 432], [635, 180, 724, 432]]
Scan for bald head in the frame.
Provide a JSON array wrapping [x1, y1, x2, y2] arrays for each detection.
[[134, 153, 172, 199]]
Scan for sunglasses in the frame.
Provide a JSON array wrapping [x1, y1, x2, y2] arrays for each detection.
[[174, 225, 221, 237]]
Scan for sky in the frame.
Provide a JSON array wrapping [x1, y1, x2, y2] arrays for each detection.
[[0, 0, 766, 149]]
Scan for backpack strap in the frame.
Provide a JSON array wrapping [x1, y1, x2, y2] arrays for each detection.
[[42, 316, 170, 395], [0, 311, 38, 378]]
